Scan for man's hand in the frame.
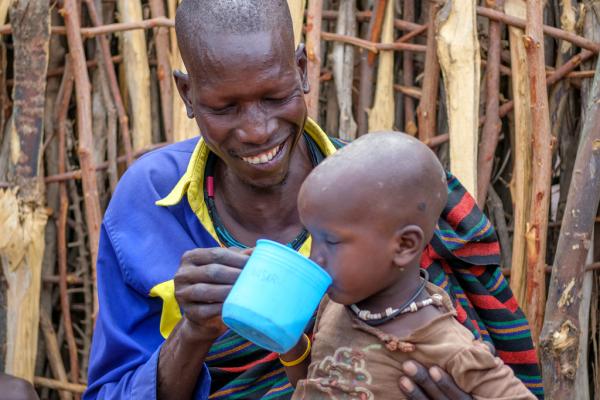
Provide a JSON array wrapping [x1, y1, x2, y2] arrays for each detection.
[[398, 361, 472, 400], [174, 247, 250, 342]]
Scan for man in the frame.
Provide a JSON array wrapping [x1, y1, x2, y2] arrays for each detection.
[[84, 1, 543, 399]]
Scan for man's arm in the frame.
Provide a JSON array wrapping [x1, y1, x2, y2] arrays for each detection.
[[84, 226, 212, 400]]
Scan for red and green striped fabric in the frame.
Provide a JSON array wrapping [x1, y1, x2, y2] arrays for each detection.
[[205, 139, 543, 399]]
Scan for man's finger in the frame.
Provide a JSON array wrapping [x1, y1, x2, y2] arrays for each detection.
[[399, 376, 428, 400], [175, 264, 242, 285], [402, 361, 450, 400], [177, 283, 233, 304], [182, 247, 249, 268], [429, 366, 472, 400]]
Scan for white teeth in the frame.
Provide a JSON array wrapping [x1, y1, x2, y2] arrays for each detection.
[[241, 144, 281, 165]]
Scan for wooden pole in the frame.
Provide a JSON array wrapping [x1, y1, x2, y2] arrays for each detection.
[[0, 0, 50, 383], [34, 377, 86, 394], [368, 0, 395, 132], [416, 3, 440, 142], [305, 0, 323, 121], [540, 57, 600, 399], [523, 0, 553, 343], [116, 0, 152, 152], [62, 0, 103, 316], [149, 0, 174, 143], [477, 0, 505, 208], [436, 0, 481, 197], [332, 0, 357, 140], [505, 0, 532, 308], [357, 0, 387, 136], [39, 310, 73, 400], [83, 0, 133, 166], [402, 0, 417, 135], [287, 0, 307, 47]]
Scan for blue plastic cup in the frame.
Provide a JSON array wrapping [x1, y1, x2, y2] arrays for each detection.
[[222, 239, 332, 353]]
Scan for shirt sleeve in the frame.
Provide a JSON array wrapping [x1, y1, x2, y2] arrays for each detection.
[[83, 225, 211, 400], [445, 342, 536, 400]]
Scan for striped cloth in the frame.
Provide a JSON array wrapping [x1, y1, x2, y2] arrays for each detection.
[[205, 141, 543, 399]]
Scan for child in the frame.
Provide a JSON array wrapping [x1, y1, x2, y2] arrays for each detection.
[[280, 132, 535, 399]]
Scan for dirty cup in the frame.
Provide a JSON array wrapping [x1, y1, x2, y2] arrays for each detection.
[[222, 239, 332, 353]]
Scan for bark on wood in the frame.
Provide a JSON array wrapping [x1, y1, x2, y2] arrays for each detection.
[[540, 57, 600, 399], [416, 3, 440, 142], [0, 0, 50, 383], [332, 0, 357, 140], [523, 0, 553, 344], [168, 0, 198, 142], [305, 0, 323, 121], [477, 0, 505, 208], [368, 0, 395, 132], [116, 0, 152, 152], [34, 377, 86, 394], [62, 0, 103, 316], [436, 0, 481, 197], [149, 0, 174, 143], [506, 0, 532, 307], [287, 0, 307, 47], [357, 0, 387, 136], [39, 309, 73, 400]]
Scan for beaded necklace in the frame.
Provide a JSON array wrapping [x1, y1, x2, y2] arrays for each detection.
[[204, 132, 324, 250], [350, 269, 442, 326]]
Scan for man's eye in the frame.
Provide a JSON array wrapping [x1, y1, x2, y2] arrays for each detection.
[[209, 105, 235, 114], [265, 95, 293, 104]]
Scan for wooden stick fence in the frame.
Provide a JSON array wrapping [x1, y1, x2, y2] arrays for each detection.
[[0, 1, 599, 398]]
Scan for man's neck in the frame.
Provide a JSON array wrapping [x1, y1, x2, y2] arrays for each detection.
[[213, 137, 314, 247]]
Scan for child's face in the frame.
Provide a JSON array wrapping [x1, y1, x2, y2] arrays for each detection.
[[299, 200, 399, 305]]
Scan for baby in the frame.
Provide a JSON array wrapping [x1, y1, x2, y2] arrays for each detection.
[[281, 132, 535, 399]]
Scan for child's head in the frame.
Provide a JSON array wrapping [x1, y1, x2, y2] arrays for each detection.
[[298, 132, 447, 305]]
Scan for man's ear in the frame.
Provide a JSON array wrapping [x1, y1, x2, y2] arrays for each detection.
[[392, 225, 425, 267], [295, 44, 310, 94], [173, 70, 195, 119]]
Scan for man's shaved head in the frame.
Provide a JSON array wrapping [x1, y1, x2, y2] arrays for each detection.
[[175, 0, 295, 70]]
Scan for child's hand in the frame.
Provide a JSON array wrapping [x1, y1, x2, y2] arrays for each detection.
[[398, 361, 472, 400]]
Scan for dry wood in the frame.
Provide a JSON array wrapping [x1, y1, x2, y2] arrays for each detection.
[[168, 0, 198, 142], [332, 0, 357, 140], [288, 0, 307, 47], [416, 3, 440, 142], [39, 309, 73, 400], [305, 0, 323, 121], [477, 0, 505, 208], [540, 57, 600, 399], [523, 0, 553, 343], [62, 0, 103, 316], [116, 0, 152, 152], [402, 0, 416, 135], [368, 0, 395, 132], [149, 0, 174, 143], [34, 377, 86, 394], [319, 31, 426, 53], [505, 0, 531, 307], [0, 0, 50, 383], [436, 0, 480, 197], [55, 60, 80, 388], [357, 0, 387, 136]]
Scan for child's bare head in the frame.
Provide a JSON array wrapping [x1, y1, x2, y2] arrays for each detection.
[[298, 132, 447, 304]]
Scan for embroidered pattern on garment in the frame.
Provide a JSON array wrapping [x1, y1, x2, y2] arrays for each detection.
[[311, 347, 375, 400]]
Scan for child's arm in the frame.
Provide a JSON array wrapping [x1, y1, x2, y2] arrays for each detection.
[[280, 334, 312, 387], [446, 342, 537, 399]]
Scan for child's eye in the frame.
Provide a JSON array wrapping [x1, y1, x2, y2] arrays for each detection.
[[325, 238, 340, 246]]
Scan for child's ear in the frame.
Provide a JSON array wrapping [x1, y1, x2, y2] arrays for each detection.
[[392, 225, 425, 267]]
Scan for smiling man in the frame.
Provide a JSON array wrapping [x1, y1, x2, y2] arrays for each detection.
[[84, 1, 542, 399]]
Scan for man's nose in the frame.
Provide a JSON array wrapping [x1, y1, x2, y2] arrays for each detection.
[[236, 104, 272, 145]]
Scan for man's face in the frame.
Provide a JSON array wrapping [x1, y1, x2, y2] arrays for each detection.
[[175, 31, 309, 188]]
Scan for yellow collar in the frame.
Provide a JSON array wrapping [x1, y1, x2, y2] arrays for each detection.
[[155, 118, 337, 256]]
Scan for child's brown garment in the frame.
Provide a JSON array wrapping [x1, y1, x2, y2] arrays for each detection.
[[292, 282, 536, 400]]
